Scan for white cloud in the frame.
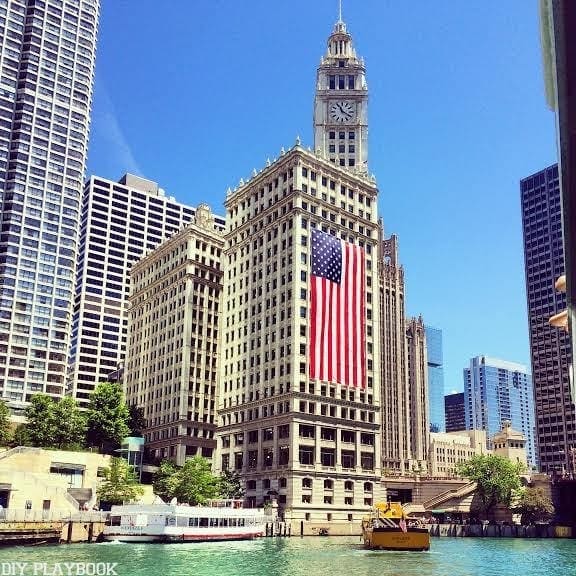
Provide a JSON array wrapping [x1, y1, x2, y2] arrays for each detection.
[[92, 83, 142, 176]]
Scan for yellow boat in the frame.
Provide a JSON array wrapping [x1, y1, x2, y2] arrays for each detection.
[[361, 502, 430, 551]]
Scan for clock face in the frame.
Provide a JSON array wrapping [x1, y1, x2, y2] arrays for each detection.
[[329, 101, 355, 123]]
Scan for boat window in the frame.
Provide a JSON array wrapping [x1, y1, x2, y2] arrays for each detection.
[[230, 518, 237, 527], [110, 516, 121, 526], [188, 517, 199, 527], [238, 518, 245, 527], [210, 518, 218, 527], [199, 517, 208, 527], [177, 516, 188, 527]]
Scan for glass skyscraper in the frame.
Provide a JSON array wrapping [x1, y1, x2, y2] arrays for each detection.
[[521, 165, 574, 474], [464, 356, 536, 468], [425, 325, 445, 432], [0, 0, 100, 413], [444, 392, 465, 432]]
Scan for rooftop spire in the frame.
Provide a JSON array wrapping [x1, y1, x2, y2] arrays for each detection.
[[333, 0, 347, 34]]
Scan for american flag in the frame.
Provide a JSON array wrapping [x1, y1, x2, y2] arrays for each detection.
[[309, 229, 366, 388]]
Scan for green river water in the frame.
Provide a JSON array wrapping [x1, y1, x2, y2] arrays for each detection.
[[1, 537, 575, 576]]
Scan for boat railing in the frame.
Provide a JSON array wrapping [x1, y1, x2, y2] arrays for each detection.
[[206, 499, 245, 509]]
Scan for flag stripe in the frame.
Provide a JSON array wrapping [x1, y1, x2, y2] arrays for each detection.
[[309, 230, 366, 388]]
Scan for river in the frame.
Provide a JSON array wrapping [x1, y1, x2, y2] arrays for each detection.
[[1, 536, 575, 576]]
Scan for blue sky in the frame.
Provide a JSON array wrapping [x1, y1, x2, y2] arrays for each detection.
[[87, 0, 557, 393]]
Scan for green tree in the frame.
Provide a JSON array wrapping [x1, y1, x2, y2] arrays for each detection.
[[11, 424, 32, 447], [219, 469, 245, 499], [86, 382, 130, 453], [152, 457, 221, 505], [456, 454, 524, 520], [152, 460, 179, 501], [172, 457, 221, 505], [513, 487, 555, 525], [0, 399, 12, 446], [128, 404, 147, 437], [52, 397, 86, 450], [97, 457, 144, 505], [25, 394, 56, 447]]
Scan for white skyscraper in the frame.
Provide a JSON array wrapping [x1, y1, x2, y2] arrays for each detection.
[[0, 0, 100, 414], [68, 173, 225, 407]]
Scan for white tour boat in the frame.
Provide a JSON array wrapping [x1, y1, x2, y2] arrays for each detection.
[[102, 499, 268, 543]]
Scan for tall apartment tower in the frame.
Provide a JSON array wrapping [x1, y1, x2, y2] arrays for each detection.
[[464, 356, 536, 468], [68, 174, 225, 406], [406, 316, 429, 468], [216, 16, 385, 521], [0, 0, 100, 412], [521, 165, 575, 474], [425, 325, 445, 432], [125, 205, 224, 465]]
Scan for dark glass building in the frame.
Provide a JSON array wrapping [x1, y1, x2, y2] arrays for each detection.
[[425, 326, 445, 432], [521, 164, 575, 474], [444, 392, 465, 432]]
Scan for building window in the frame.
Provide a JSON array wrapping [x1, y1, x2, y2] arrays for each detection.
[[302, 477, 313, 489], [299, 424, 315, 438], [248, 430, 258, 444], [278, 445, 289, 465], [324, 479, 333, 490], [263, 448, 273, 467], [342, 450, 356, 468], [320, 448, 335, 467], [299, 446, 314, 465], [279, 477, 287, 488]]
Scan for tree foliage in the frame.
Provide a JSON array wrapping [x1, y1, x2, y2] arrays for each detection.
[[11, 424, 32, 447], [25, 394, 56, 447], [513, 487, 555, 525], [0, 399, 12, 446], [24, 394, 86, 449], [152, 460, 179, 502], [219, 469, 245, 499], [52, 397, 86, 450], [97, 457, 144, 505], [456, 454, 523, 518], [86, 382, 130, 453], [152, 457, 221, 505], [128, 404, 147, 437]]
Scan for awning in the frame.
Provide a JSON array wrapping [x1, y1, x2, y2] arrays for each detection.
[[50, 462, 86, 471]]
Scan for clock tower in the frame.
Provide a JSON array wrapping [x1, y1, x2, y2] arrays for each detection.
[[314, 12, 368, 173]]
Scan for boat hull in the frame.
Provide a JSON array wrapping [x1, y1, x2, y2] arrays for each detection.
[[103, 531, 264, 543], [362, 527, 430, 551]]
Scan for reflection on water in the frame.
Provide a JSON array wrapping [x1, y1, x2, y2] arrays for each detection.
[[0, 536, 575, 576]]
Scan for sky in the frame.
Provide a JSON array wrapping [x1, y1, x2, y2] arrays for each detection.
[[86, 0, 558, 393]]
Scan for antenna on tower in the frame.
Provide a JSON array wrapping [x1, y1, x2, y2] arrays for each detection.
[[338, 0, 343, 23]]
